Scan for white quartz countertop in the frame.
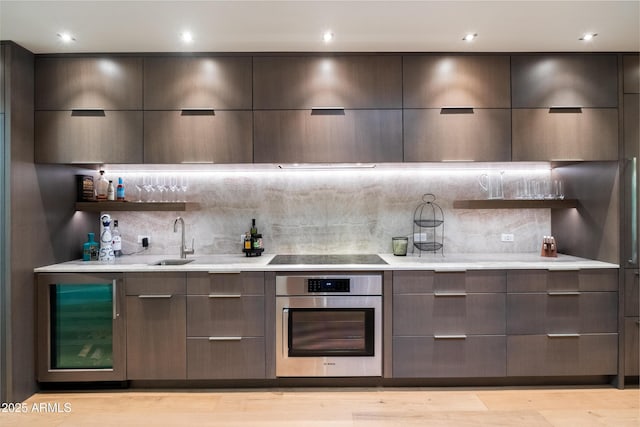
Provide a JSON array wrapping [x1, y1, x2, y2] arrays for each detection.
[[34, 252, 619, 273]]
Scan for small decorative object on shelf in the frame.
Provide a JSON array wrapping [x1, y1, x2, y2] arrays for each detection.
[[541, 235, 558, 258], [242, 218, 264, 257], [413, 193, 444, 256]]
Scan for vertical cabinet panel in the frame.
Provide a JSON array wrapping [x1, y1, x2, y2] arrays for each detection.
[[625, 269, 640, 317], [35, 57, 143, 110], [511, 55, 618, 108], [512, 108, 618, 161], [125, 273, 186, 380], [144, 56, 252, 109], [143, 110, 253, 163], [623, 55, 640, 94], [0, 44, 4, 113], [253, 110, 403, 163], [403, 108, 511, 161], [35, 111, 143, 163], [403, 55, 511, 108], [253, 55, 402, 109], [624, 318, 639, 376]]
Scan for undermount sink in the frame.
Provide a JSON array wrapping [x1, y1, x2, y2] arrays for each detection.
[[150, 259, 194, 266]]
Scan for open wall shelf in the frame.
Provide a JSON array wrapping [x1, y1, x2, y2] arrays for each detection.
[[453, 199, 578, 209], [75, 202, 199, 212]]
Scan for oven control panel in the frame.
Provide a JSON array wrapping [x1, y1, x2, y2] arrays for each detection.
[[307, 278, 350, 293]]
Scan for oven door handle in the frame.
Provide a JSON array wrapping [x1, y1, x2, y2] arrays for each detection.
[[282, 308, 290, 356]]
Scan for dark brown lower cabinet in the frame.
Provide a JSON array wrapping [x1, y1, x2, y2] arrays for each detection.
[[125, 273, 186, 380], [187, 295, 264, 338], [187, 337, 266, 379], [143, 110, 252, 163], [393, 336, 506, 378], [624, 318, 639, 376], [253, 109, 402, 163], [507, 334, 618, 376], [35, 110, 143, 163], [512, 108, 618, 161], [403, 108, 511, 161]]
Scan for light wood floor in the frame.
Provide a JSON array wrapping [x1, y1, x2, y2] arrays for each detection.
[[1, 386, 638, 426]]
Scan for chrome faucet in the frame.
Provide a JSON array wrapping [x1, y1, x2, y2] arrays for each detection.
[[173, 217, 195, 259]]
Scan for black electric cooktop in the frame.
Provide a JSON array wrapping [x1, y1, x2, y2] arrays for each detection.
[[268, 254, 388, 265]]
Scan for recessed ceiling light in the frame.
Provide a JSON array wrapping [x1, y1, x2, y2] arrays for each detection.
[[181, 31, 194, 43], [463, 33, 477, 42], [322, 31, 334, 43], [57, 32, 75, 43], [579, 33, 597, 41]]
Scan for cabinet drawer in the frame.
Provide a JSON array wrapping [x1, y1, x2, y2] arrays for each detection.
[[187, 295, 264, 337], [143, 110, 252, 163], [394, 270, 506, 294], [512, 108, 618, 161], [253, 55, 402, 109], [507, 292, 618, 334], [35, 110, 143, 164], [36, 57, 143, 110], [393, 335, 506, 378], [507, 269, 618, 293], [507, 334, 618, 376], [511, 55, 618, 108], [625, 269, 639, 317], [126, 272, 186, 295], [187, 272, 264, 295], [403, 55, 510, 108], [143, 56, 252, 109], [126, 295, 186, 380], [187, 337, 265, 379], [253, 109, 403, 163], [624, 318, 639, 376], [394, 293, 505, 336], [403, 108, 511, 162]]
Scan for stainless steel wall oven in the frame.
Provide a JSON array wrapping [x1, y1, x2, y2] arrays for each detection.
[[275, 273, 382, 377]]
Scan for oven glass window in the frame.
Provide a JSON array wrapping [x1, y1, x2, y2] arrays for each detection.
[[288, 308, 374, 357]]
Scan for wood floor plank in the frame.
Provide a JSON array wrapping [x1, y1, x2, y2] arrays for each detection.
[[0, 386, 636, 427]]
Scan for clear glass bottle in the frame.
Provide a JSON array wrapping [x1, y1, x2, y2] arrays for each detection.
[[107, 180, 115, 201], [112, 220, 122, 257], [116, 177, 125, 201], [95, 170, 109, 200]]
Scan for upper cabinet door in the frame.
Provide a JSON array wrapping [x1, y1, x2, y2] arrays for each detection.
[[511, 55, 618, 108], [624, 55, 640, 94], [403, 55, 511, 108], [35, 57, 143, 110], [143, 56, 252, 110], [253, 55, 402, 109]]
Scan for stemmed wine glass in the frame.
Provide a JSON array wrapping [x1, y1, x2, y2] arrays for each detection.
[[169, 175, 179, 202], [134, 174, 144, 202], [179, 175, 189, 202]]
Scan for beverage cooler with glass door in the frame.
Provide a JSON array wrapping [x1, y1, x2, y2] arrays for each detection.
[[37, 273, 126, 382]]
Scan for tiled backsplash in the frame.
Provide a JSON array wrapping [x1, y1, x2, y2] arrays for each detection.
[[106, 166, 552, 256]]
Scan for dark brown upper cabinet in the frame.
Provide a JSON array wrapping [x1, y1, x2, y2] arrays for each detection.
[[144, 110, 252, 163], [404, 108, 511, 162], [624, 55, 640, 94], [403, 55, 511, 108], [143, 56, 252, 109], [512, 108, 618, 161], [253, 109, 402, 163], [35, 57, 143, 110], [35, 110, 143, 164], [511, 54, 618, 108], [253, 55, 402, 109]]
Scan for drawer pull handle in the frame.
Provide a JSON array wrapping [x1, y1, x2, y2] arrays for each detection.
[[434, 292, 467, 297], [208, 294, 241, 298], [208, 271, 241, 274], [549, 106, 583, 112], [208, 336, 242, 341], [440, 106, 474, 114], [547, 333, 580, 338], [434, 335, 467, 340], [547, 291, 580, 296], [138, 294, 172, 299], [181, 108, 215, 116], [71, 108, 106, 117], [311, 106, 345, 111], [547, 267, 581, 272], [434, 269, 467, 273]]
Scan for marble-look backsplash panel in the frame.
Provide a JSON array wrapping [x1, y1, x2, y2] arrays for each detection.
[[107, 167, 552, 256]]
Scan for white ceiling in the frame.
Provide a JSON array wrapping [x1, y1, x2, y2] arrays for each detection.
[[0, 0, 638, 54]]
